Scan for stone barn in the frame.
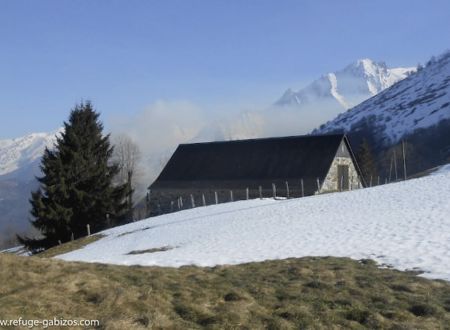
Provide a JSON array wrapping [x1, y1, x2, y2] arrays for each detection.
[[148, 134, 364, 215]]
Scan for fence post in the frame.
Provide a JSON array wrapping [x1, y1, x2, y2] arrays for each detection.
[[316, 178, 321, 194], [301, 179, 304, 197], [230, 190, 234, 202], [285, 181, 290, 199], [272, 183, 277, 199], [369, 176, 373, 187], [402, 140, 407, 180], [87, 224, 91, 236], [71, 232, 74, 241], [214, 191, 218, 205], [259, 186, 263, 199], [170, 201, 174, 212], [58, 240, 62, 245], [180, 197, 184, 208], [202, 194, 206, 206], [246, 187, 249, 200], [190, 194, 195, 208], [377, 176, 380, 186]]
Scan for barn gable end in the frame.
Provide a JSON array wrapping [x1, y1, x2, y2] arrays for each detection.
[[320, 138, 363, 193]]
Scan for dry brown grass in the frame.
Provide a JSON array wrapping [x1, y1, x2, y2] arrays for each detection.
[[127, 246, 175, 255], [35, 235, 104, 258], [0, 254, 449, 329]]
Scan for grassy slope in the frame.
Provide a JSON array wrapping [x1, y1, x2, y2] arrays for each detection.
[[35, 235, 104, 258], [0, 254, 449, 329]]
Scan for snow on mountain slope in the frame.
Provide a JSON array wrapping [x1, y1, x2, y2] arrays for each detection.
[[57, 165, 450, 281], [192, 59, 415, 143], [276, 59, 414, 111], [0, 130, 60, 178], [0, 130, 61, 239], [315, 52, 450, 145]]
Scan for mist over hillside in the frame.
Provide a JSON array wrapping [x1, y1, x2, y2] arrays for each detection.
[[121, 58, 414, 187]]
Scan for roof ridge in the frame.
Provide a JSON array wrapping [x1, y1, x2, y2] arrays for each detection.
[[181, 133, 346, 147]]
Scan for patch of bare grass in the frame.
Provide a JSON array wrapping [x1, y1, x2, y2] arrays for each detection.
[[127, 246, 174, 255], [117, 226, 154, 237], [35, 234, 104, 258], [0, 254, 449, 329]]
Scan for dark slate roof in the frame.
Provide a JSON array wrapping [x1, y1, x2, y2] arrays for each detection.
[[150, 134, 363, 191]]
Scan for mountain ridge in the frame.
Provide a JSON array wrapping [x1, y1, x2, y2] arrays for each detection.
[[314, 52, 450, 145], [0, 129, 60, 179], [312, 51, 450, 178], [0, 130, 61, 245], [276, 58, 415, 112]]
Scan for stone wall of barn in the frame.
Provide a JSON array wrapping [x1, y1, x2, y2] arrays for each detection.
[[320, 141, 362, 193]]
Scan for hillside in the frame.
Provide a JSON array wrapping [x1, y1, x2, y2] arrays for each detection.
[[56, 165, 450, 281], [313, 52, 450, 174], [2, 253, 450, 329]]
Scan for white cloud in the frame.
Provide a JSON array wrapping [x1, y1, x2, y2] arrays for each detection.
[[108, 99, 329, 196]]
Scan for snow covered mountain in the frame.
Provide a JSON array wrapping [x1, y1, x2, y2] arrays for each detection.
[[313, 51, 450, 176], [313, 52, 450, 174], [0, 130, 60, 244], [276, 59, 414, 115], [315, 53, 450, 144], [191, 59, 415, 143], [0, 130, 59, 179]]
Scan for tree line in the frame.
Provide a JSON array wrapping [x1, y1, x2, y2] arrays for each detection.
[[354, 129, 450, 186]]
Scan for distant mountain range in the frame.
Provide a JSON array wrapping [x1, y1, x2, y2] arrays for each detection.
[[265, 59, 415, 141], [0, 130, 59, 245], [276, 58, 414, 113], [0, 131, 59, 179], [195, 59, 415, 142], [314, 51, 450, 175]]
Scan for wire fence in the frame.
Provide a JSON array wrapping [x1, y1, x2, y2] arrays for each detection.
[[146, 173, 406, 217]]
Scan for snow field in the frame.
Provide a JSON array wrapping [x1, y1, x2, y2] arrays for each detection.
[[57, 167, 450, 281]]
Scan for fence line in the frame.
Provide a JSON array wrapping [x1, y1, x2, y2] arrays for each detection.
[[149, 174, 401, 217]]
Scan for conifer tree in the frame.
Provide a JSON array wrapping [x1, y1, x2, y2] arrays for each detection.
[[356, 139, 378, 185], [18, 102, 127, 252]]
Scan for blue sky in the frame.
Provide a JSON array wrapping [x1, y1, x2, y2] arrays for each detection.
[[1, 0, 449, 138]]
